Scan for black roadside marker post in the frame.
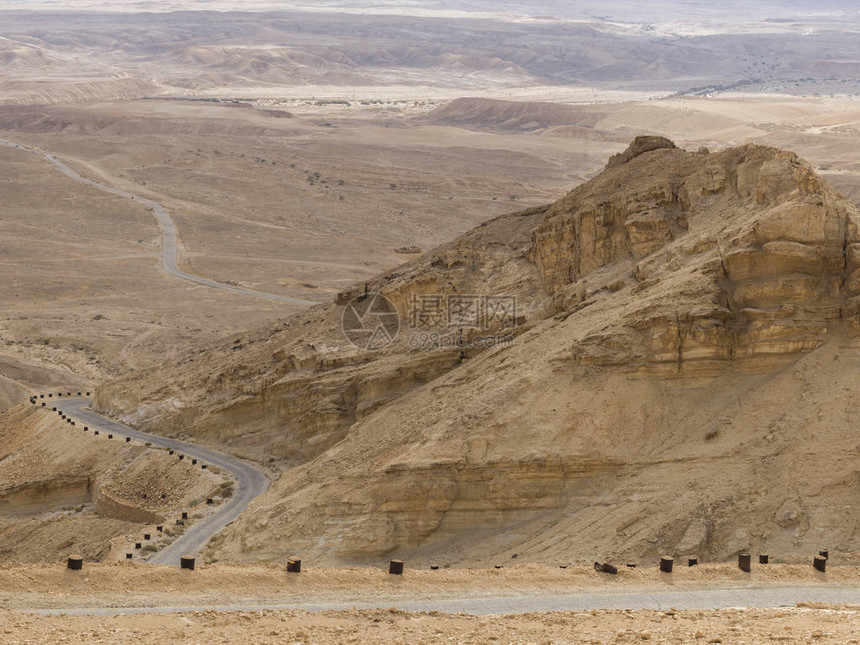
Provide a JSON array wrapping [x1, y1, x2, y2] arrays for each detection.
[[389, 560, 404, 575], [738, 553, 751, 572], [180, 556, 195, 570], [67, 555, 83, 571], [688, 556, 698, 567], [759, 554, 769, 564], [814, 555, 827, 572], [287, 558, 301, 573], [660, 556, 674, 573]]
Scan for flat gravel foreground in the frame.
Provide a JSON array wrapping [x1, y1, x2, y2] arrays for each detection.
[[2, 605, 859, 644]]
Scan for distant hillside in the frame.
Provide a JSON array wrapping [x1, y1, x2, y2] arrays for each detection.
[[2, 10, 860, 103], [426, 97, 599, 130]]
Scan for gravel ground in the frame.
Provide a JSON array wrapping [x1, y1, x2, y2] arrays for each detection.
[[2, 605, 860, 644]]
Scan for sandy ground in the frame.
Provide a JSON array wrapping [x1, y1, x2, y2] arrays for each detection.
[[2, 605, 859, 644]]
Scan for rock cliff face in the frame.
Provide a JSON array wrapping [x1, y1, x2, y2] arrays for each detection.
[[530, 141, 858, 375], [98, 138, 860, 565]]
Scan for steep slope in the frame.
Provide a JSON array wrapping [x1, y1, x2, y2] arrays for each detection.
[[98, 137, 860, 565], [0, 404, 219, 563]]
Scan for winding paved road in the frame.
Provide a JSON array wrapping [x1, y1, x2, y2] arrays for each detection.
[[58, 398, 269, 566], [0, 138, 316, 305]]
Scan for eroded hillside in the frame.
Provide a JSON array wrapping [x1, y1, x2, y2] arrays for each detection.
[[97, 137, 860, 565], [0, 404, 223, 562]]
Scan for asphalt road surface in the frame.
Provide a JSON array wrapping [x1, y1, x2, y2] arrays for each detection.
[[0, 138, 316, 305], [24, 585, 860, 615], [59, 398, 269, 566]]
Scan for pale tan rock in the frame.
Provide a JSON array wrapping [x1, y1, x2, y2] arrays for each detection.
[[93, 138, 860, 566]]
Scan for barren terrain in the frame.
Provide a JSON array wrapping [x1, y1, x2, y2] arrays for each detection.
[[2, 605, 859, 645], [2, 2, 860, 641], [0, 403, 227, 564], [89, 136, 860, 571], [3, 94, 860, 408], [2, 3, 860, 407]]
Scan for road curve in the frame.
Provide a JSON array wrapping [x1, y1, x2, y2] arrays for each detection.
[[59, 398, 269, 566], [0, 138, 317, 305]]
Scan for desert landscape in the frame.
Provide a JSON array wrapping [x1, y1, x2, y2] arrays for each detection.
[[1, 0, 860, 641]]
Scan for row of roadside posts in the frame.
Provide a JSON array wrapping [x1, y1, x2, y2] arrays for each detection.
[[30, 391, 216, 568], [654, 551, 830, 573], [66, 552, 835, 573]]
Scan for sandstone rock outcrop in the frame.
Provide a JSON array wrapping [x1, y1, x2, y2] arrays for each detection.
[[97, 138, 860, 565]]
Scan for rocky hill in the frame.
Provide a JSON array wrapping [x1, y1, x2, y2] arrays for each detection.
[[96, 136, 860, 565], [0, 404, 219, 563]]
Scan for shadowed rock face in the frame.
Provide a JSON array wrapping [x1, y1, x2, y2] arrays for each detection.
[[98, 138, 860, 565]]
